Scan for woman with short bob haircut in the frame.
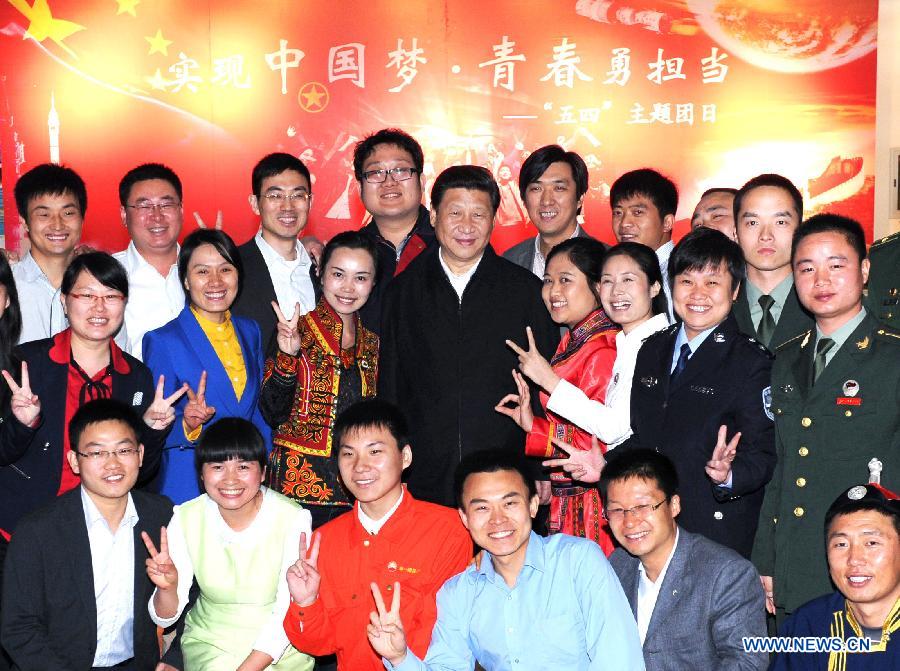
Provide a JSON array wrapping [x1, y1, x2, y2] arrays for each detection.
[[143, 229, 270, 504], [145, 417, 313, 671]]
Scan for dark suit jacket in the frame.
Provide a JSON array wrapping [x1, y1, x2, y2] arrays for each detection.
[[379, 245, 559, 506], [620, 314, 776, 557], [231, 238, 319, 352], [731, 280, 813, 352], [142, 307, 270, 503], [1, 488, 183, 671], [0, 336, 165, 535], [502, 226, 596, 274], [609, 528, 768, 671]]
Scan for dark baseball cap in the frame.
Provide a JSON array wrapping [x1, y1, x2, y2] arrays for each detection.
[[825, 483, 900, 532]]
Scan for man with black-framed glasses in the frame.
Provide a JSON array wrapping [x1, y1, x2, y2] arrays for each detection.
[[354, 128, 436, 335], [114, 163, 188, 360], [231, 152, 318, 348], [600, 448, 768, 671], [1, 399, 187, 671]]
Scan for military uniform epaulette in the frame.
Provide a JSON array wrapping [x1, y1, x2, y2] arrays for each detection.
[[875, 324, 900, 343], [646, 323, 679, 341], [738, 333, 774, 358], [775, 329, 812, 352], [870, 230, 900, 250]]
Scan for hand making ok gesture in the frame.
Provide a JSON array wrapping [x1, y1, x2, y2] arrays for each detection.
[[367, 582, 408, 666], [2, 362, 41, 428], [494, 369, 534, 432], [286, 532, 321, 607], [142, 376, 189, 430], [183, 371, 216, 434], [272, 301, 302, 356]]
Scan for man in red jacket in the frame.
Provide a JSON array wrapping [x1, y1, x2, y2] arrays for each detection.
[[283, 399, 472, 670]]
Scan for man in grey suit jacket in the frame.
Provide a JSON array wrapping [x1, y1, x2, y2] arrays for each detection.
[[502, 145, 598, 277], [599, 448, 768, 671]]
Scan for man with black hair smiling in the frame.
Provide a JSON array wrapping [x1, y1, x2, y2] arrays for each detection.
[[621, 227, 776, 558]]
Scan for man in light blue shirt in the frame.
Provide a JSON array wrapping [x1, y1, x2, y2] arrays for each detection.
[[366, 449, 644, 671]]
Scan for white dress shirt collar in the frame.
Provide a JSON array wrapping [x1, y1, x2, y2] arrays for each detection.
[[80, 487, 139, 666], [254, 231, 316, 318], [357, 487, 405, 535], [636, 528, 679, 644], [438, 249, 483, 301]]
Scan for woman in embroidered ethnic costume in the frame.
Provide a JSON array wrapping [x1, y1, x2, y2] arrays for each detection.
[[260, 231, 379, 529], [496, 237, 619, 553], [146, 418, 314, 670]]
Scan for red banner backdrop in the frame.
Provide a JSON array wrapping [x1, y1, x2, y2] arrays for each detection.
[[0, 0, 878, 252]]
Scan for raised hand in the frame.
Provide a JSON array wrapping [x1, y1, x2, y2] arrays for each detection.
[[193, 210, 224, 231], [494, 370, 534, 432], [272, 301, 302, 356], [183, 371, 216, 434], [142, 527, 178, 591], [543, 434, 606, 484], [367, 582, 407, 666], [286, 532, 321, 607], [705, 425, 741, 485], [505, 326, 560, 393], [2, 362, 41, 427], [143, 376, 189, 430]]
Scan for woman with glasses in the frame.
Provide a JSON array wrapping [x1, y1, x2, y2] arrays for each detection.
[[259, 231, 379, 529], [143, 229, 271, 504], [145, 418, 313, 671], [0, 252, 179, 541]]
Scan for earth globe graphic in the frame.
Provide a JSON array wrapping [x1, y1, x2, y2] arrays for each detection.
[[687, 0, 877, 73]]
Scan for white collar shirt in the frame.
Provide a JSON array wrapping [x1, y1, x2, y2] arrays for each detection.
[[254, 232, 316, 320], [655, 240, 675, 322], [439, 249, 483, 302], [80, 487, 139, 667], [530, 225, 582, 278], [357, 487, 405, 535], [636, 528, 679, 644], [113, 242, 185, 360], [13, 251, 68, 344]]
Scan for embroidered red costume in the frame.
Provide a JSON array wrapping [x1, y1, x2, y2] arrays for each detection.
[[284, 491, 471, 669], [260, 298, 379, 510], [525, 308, 618, 554]]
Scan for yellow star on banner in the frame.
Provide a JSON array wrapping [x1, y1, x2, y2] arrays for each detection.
[[7, 0, 85, 58], [298, 82, 328, 113], [145, 28, 172, 56], [115, 0, 139, 17], [146, 68, 167, 91]]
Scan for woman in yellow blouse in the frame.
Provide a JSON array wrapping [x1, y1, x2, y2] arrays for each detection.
[[143, 229, 270, 503]]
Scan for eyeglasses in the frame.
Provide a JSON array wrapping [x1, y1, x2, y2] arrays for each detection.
[[68, 292, 126, 306], [602, 498, 669, 521], [263, 191, 311, 205], [362, 167, 418, 184], [75, 447, 140, 461], [125, 201, 181, 214]]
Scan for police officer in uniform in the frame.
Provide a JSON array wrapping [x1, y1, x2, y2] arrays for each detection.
[[866, 230, 900, 329], [621, 227, 776, 559], [753, 214, 900, 622]]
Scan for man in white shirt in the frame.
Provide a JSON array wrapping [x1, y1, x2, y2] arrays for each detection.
[[1, 398, 185, 671], [610, 168, 678, 320], [602, 448, 767, 671], [12, 163, 86, 344], [113, 163, 187, 360], [232, 152, 317, 349]]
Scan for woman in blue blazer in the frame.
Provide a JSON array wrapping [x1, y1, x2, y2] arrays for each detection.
[[143, 229, 271, 503]]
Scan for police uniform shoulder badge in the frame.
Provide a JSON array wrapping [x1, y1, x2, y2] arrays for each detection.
[[762, 386, 773, 421]]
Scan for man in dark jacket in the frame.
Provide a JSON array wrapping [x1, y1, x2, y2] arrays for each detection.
[[379, 165, 558, 507]]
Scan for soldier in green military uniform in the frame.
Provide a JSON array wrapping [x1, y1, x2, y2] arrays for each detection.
[[752, 214, 900, 622], [866, 230, 900, 329]]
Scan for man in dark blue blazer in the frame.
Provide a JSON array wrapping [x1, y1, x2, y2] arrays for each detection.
[[1, 399, 185, 671], [619, 228, 776, 558]]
